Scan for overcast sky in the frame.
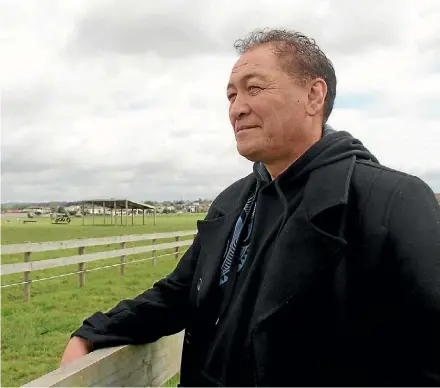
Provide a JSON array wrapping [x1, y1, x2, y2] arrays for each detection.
[[1, 0, 439, 203]]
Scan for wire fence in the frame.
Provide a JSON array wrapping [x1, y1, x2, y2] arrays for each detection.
[[1, 251, 175, 289]]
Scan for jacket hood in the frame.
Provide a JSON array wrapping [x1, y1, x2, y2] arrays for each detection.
[[253, 124, 379, 185]]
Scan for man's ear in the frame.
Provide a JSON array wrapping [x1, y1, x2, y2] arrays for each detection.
[[306, 78, 327, 117]]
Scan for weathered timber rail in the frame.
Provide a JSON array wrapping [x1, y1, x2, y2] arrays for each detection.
[[22, 332, 184, 387], [1, 230, 197, 301]]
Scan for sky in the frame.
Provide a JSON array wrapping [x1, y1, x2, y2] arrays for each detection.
[[1, 0, 439, 203]]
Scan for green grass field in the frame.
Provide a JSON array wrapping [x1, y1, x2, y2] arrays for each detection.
[[1, 214, 205, 387]]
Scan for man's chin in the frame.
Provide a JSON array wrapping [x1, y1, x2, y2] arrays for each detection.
[[236, 145, 259, 162]]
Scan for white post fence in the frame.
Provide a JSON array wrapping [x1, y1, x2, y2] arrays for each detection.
[[1, 230, 197, 302]]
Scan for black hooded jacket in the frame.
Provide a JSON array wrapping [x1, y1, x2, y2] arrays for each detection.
[[72, 129, 440, 386]]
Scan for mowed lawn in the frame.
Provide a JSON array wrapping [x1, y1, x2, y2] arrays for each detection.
[[1, 214, 204, 387]]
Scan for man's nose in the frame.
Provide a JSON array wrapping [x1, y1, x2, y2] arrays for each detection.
[[230, 96, 251, 121]]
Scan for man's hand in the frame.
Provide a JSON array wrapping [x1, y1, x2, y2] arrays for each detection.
[[60, 336, 93, 367]]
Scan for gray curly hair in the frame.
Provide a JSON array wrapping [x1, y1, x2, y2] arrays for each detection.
[[234, 28, 337, 123]]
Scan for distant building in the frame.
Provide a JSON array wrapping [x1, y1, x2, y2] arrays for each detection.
[[187, 206, 197, 213]]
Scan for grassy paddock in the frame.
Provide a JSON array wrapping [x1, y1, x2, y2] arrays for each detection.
[[1, 214, 204, 387]]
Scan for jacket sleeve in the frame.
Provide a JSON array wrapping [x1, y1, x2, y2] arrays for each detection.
[[71, 207, 219, 350], [386, 175, 440, 384], [71, 235, 200, 350]]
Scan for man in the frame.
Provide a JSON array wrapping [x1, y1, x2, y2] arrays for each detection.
[[61, 29, 440, 386]]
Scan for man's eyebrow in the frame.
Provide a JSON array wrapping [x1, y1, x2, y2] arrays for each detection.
[[226, 73, 269, 91]]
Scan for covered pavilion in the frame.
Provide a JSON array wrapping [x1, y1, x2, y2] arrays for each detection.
[[68, 198, 156, 226]]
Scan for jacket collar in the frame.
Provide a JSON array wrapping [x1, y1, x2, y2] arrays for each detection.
[[209, 173, 256, 217], [210, 147, 356, 232], [212, 146, 356, 229], [303, 155, 356, 221]]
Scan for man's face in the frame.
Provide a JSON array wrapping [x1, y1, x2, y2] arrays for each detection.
[[226, 44, 312, 163]]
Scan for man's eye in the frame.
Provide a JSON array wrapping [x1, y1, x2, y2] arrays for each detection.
[[248, 86, 262, 93], [227, 93, 236, 101]]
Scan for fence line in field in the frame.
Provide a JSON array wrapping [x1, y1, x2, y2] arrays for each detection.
[[1, 250, 177, 289], [1, 230, 197, 254], [0, 230, 197, 301]]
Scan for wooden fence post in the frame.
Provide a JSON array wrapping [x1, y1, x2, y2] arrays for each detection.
[[152, 239, 156, 266], [175, 236, 180, 260], [120, 242, 126, 275], [24, 251, 31, 302], [78, 247, 85, 287]]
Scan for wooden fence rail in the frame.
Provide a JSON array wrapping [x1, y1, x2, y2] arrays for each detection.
[[1, 230, 197, 301], [21, 332, 184, 387], [1, 230, 197, 254]]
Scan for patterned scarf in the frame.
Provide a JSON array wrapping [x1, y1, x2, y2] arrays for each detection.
[[219, 185, 258, 285]]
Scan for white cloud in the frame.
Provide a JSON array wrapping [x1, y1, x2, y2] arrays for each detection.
[[1, 0, 439, 203]]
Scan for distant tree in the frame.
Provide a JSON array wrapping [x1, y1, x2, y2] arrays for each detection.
[[5, 203, 28, 210], [57, 206, 66, 214]]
